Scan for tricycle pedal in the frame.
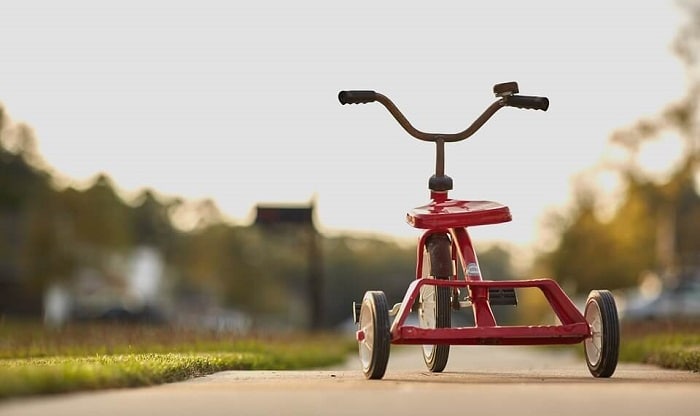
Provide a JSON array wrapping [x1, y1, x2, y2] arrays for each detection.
[[489, 287, 518, 306]]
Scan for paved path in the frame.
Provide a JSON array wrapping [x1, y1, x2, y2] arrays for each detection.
[[1, 345, 698, 416]]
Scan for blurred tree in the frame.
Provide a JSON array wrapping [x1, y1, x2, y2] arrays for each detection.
[[607, 0, 700, 275], [0, 108, 47, 211], [545, 182, 657, 293], [540, 1, 700, 292], [478, 243, 516, 280], [60, 174, 133, 253], [0, 106, 54, 313], [21, 189, 77, 290], [0, 101, 521, 328], [130, 189, 177, 248], [322, 235, 415, 327]]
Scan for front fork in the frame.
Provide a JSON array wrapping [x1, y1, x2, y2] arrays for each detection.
[[420, 232, 460, 309], [418, 229, 500, 324]]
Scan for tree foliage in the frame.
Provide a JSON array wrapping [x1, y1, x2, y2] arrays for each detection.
[[0, 104, 516, 327], [540, 1, 700, 293]]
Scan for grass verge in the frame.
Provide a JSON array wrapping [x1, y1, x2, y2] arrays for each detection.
[[619, 321, 700, 373], [1, 353, 259, 398], [0, 320, 356, 399], [4, 319, 697, 400]]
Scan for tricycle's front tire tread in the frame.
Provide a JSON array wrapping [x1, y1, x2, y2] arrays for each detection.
[[423, 286, 450, 372], [422, 233, 452, 372]]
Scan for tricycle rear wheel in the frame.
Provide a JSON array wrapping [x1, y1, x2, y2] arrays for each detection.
[[583, 290, 619, 378], [358, 291, 391, 379]]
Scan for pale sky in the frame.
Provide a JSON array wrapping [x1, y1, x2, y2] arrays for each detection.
[[0, 0, 688, 249]]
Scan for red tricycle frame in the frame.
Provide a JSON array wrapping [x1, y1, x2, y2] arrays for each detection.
[[389, 190, 590, 346], [340, 83, 620, 380]]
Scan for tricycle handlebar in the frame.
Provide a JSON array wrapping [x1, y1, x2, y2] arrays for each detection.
[[338, 82, 548, 143], [505, 95, 549, 111], [338, 90, 377, 105]]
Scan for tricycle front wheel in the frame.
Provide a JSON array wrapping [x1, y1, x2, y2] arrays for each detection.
[[419, 233, 452, 372]]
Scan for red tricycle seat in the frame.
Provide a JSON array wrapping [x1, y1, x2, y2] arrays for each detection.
[[406, 199, 512, 229]]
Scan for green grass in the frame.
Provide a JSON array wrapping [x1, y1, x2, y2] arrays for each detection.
[[0, 353, 256, 398], [619, 322, 700, 372], [2, 318, 698, 400], [0, 319, 356, 399]]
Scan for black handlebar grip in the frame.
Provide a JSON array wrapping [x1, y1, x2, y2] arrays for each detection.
[[506, 95, 549, 111], [338, 90, 377, 105]]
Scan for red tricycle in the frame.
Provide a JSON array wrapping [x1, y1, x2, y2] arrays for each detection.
[[338, 82, 620, 379]]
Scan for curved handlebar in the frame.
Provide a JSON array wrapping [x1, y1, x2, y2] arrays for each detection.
[[338, 90, 377, 105], [338, 83, 548, 143], [505, 95, 549, 111]]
